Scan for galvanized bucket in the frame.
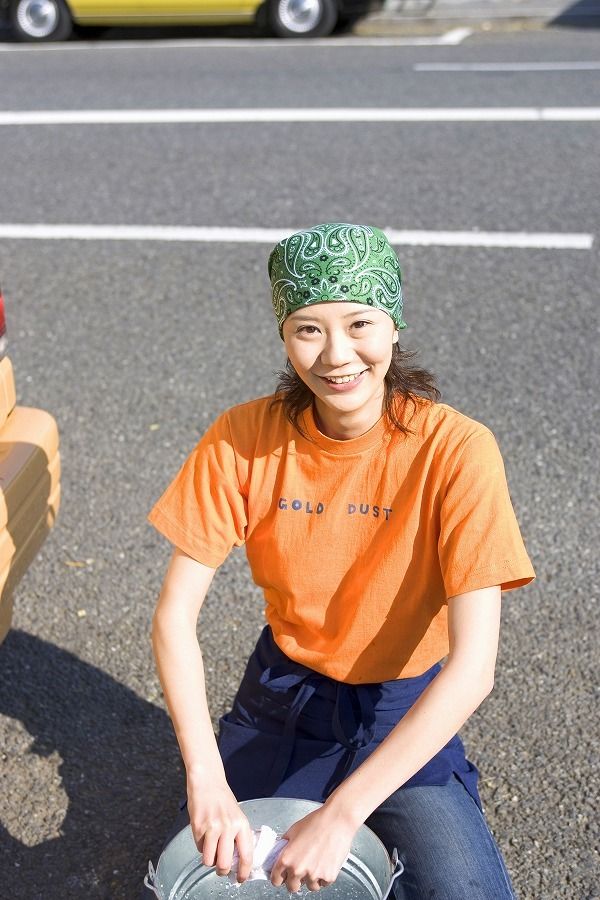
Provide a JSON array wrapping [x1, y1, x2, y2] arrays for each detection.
[[145, 797, 403, 900]]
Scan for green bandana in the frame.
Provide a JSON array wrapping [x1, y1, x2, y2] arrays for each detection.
[[268, 223, 406, 335]]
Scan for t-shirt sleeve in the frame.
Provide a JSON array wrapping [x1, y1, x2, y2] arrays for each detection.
[[147, 411, 248, 568], [438, 429, 535, 598]]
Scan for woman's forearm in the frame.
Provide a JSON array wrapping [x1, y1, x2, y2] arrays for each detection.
[[325, 586, 501, 828], [152, 609, 225, 781], [150, 552, 255, 880], [325, 659, 493, 828]]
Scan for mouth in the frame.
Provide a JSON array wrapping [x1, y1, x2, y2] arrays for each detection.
[[318, 368, 369, 389], [320, 369, 368, 384]]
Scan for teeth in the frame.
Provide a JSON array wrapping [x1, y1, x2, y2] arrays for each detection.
[[326, 371, 364, 384]]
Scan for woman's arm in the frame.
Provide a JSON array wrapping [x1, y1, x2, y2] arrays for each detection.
[[270, 585, 502, 893], [152, 548, 254, 882]]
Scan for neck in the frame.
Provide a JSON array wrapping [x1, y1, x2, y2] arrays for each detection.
[[313, 396, 385, 441]]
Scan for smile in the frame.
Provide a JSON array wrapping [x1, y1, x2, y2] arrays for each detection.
[[321, 369, 368, 384]]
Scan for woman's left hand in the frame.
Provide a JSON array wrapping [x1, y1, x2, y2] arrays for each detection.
[[270, 805, 357, 893]]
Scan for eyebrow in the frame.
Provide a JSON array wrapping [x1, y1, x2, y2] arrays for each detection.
[[290, 309, 372, 322]]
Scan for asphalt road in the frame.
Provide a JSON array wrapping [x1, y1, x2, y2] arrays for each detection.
[[0, 25, 598, 900]]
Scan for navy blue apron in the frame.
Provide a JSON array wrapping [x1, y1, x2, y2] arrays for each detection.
[[217, 627, 481, 810]]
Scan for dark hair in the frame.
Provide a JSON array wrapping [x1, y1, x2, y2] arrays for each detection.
[[270, 344, 441, 437]]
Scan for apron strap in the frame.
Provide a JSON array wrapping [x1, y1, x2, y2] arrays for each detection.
[[264, 677, 320, 794], [332, 684, 376, 751], [259, 661, 378, 795]]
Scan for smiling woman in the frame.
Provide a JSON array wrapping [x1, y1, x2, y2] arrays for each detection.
[[3, 0, 379, 40], [282, 304, 399, 440], [145, 222, 535, 898], [276, 307, 440, 439], [269, 224, 438, 439]]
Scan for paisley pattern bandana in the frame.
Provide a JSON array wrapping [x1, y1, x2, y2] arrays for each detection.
[[268, 223, 406, 335]]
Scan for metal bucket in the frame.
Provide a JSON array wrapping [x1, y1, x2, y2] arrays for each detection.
[[145, 797, 403, 900]]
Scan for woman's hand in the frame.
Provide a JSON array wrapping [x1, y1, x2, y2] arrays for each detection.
[[187, 771, 254, 883], [270, 806, 356, 893]]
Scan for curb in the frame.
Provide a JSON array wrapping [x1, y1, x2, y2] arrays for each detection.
[[353, 17, 552, 35], [352, 0, 600, 35]]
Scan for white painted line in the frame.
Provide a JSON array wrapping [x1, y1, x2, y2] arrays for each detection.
[[0, 224, 592, 249], [384, 230, 593, 249], [544, 108, 600, 120], [0, 29, 472, 51], [415, 61, 600, 72], [2, 107, 600, 125], [437, 27, 473, 45]]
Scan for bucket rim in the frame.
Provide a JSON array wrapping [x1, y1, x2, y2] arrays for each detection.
[[149, 796, 400, 900]]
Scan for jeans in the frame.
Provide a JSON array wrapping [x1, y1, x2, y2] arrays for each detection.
[[366, 775, 516, 900], [142, 776, 516, 900]]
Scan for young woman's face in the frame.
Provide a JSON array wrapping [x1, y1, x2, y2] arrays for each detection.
[[282, 302, 398, 428]]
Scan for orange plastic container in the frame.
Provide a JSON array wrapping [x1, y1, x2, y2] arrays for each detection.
[[0, 356, 16, 430], [0, 358, 60, 643]]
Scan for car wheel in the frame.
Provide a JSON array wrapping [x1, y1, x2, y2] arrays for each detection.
[[269, 0, 337, 38], [335, 11, 362, 32], [10, 0, 73, 42], [254, 1, 271, 34]]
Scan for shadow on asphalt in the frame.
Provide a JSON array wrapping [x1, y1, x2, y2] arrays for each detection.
[[0, 22, 260, 43], [0, 630, 184, 899], [551, 0, 600, 26], [0, 19, 359, 43]]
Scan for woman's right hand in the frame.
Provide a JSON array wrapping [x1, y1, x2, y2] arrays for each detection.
[[152, 552, 254, 880], [187, 771, 254, 883]]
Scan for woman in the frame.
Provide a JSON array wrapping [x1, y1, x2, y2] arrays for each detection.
[[148, 223, 535, 898]]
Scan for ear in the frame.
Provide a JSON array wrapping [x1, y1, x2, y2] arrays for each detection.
[[392, 329, 399, 344]]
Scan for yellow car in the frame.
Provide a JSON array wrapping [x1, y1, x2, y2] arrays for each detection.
[[0, 287, 61, 644], [3, 0, 380, 40]]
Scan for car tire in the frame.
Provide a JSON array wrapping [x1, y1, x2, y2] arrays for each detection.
[[335, 11, 362, 32], [254, 1, 272, 35], [73, 23, 107, 39], [268, 0, 337, 38], [10, 0, 73, 42]]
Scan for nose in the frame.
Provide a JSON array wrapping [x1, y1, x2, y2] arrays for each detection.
[[320, 329, 355, 369]]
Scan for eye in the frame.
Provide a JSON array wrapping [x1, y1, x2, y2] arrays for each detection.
[[351, 320, 371, 329], [296, 324, 320, 335]]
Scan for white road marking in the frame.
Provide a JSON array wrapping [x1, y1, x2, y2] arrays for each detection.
[[0, 224, 592, 249], [0, 28, 472, 51], [415, 61, 600, 72], [437, 27, 473, 45], [1, 107, 600, 125]]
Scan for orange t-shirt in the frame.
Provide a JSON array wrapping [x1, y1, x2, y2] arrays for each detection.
[[148, 394, 535, 683]]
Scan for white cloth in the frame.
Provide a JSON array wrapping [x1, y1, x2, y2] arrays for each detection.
[[228, 825, 288, 883]]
